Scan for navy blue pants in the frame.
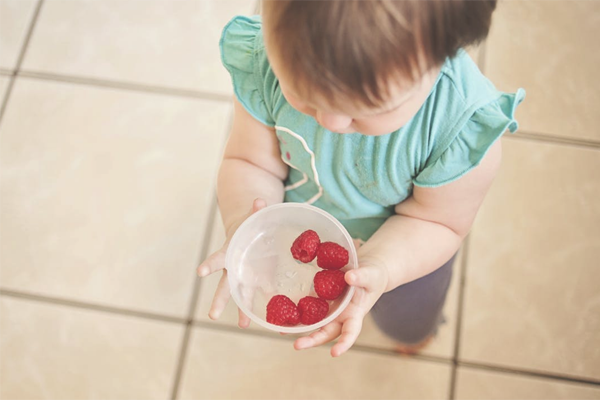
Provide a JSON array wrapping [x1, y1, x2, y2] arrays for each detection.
[[370, 254, 456, 344]]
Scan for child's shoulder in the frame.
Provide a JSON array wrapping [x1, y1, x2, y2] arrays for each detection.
[[219, 15, 268, 76], [412, 50, 525, 188], [423, 48, 525, 150], [437, 49, 499, 106], [220, 15, 278, 127], [220, 14, 264, 52]]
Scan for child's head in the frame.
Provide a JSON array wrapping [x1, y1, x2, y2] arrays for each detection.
[[262, 0, 497, 135]]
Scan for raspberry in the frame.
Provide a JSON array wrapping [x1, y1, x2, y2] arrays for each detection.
[[298, 296, 329, 325], [314, 269, 348, 300], [316, 242, 349, 270], [291, 230, 321, 263], [266, 295, 300, 326]]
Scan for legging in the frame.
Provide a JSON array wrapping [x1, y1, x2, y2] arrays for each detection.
[[369, 254, 456, 344]]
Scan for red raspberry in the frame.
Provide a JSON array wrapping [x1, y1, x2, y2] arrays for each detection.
[[266, 295, 300, 326], [290, 230, 321, 263], [314, 269, 348, 300], [298, 296, 329, 325], [316, 242, 349, 270]]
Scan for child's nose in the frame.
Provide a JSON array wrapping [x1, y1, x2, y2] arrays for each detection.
[[315, 111, 353, 132]]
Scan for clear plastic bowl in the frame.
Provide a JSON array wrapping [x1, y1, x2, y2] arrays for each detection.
[[226, 203, 357, 333]]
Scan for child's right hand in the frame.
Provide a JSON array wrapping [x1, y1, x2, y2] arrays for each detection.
[[196, 198, 268, 328]]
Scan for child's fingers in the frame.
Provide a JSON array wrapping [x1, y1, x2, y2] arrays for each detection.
[[202, 199, 268, 323], [208, 271, 231, 320], [344, 267, 373, 287], [238, 308, 251, 329], [199, 198, 266, 279], [197, 247, 227, 278], [345, 264, 387, 291], [294, 322, 341, 350], [330, 317, 363, 357], [251, 198, 267, 213]]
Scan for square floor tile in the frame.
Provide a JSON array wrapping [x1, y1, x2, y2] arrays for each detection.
[[22, 0, 254, 94], [0, 78, 231, 317], [179, 327, 451, 399], [0, 0, 37, 70], [0, 296, 183, 400], [456, 367, 600, 399], [484, 0, 600, 142], [461, 138, 600, 380]]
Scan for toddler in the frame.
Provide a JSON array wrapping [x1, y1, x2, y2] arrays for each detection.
[[198, 0, 525, 357]]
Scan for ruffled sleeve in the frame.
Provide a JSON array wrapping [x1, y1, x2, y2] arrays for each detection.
[[220, 16, 275, 127], [413, 89, 526, 187]]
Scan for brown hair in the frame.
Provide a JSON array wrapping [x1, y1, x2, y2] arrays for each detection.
[[263, 0, 497, 109]]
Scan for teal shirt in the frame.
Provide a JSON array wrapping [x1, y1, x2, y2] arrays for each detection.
[[220, 15, 525, 241]]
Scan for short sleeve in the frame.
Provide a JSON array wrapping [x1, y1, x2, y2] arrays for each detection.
[[413, 88, 526, 188], [220, 16, 275, 127]]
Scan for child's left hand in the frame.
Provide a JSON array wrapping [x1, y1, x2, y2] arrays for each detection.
[[293, 259, 389, 357]]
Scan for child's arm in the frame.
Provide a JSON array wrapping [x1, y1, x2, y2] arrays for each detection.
[[361, 140, 502, 290], [197, 98, 288, 324], [217, 98, 288, 237], [364, 140, 501, 288], [295, 140, 502, 357]]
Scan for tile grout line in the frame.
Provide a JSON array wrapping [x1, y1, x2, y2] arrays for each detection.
[[17, 70, 232, 103], [190, 320, 453, 365], [477, 33, 600, 152], [506, 131, 600, 151], [190, 319, 600, 389], [478, 25, 598, 152], [0, 76, 15, 126], [458, 361, 600, 388], [14, 0, 44, 72], [0, 288, 186, 325], [186, 102, 233, 327], [169, 104, 233, 400], [11, 75, 600, 153], [187, 196, 219, 331], [169, 193, 219, 400], [3, 288, 599, 389], [0, 0, 44, 127], [448, 235, 471, 400], [479, 39, 595, 151], [187, 101, 234, 324]]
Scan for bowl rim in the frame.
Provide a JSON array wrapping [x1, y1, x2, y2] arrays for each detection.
[[225, 202, 357, 333]]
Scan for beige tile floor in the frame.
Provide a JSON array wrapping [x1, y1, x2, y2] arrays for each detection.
[[0, 75, 10, 104], [0, 0, 38, 71], [1, 1, 599, 399]]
